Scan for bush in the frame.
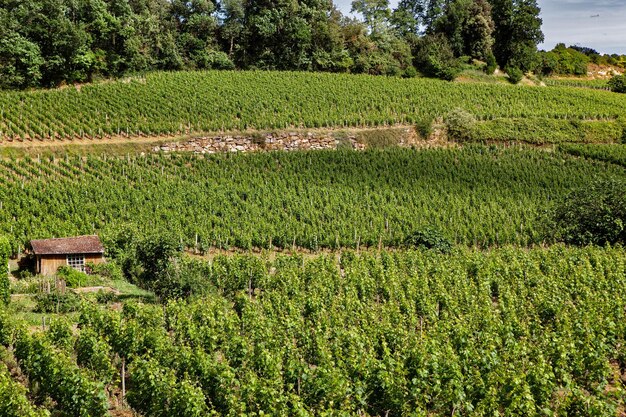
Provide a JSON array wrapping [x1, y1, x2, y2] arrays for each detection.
[[484, 52, 497, 75], [194, 50, 235, 70], [608, 74, 626, 93], [95, 290, 116, 304], [444, 108, 476, 141], [535, 45, 590, 76], [402, 66, 418, 78], [505, 66, 524, 84], [414, 34, 461, 81], [415, 117, 433, 139], [404, 228, 453, 253], [34, 292, 81, 314], [89, 261, 124, 281], [547, 177, 625, 246], [152, 257, 213, 301], [57, 265, 89, 288]]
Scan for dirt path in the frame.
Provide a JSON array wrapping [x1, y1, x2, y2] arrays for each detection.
[[0, 125, 417, 149]]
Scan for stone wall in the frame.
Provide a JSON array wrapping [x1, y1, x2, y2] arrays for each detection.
[[153, 131, 366, 154]]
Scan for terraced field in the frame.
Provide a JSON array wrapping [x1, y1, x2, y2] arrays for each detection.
[[0, 146, 624, 252], [1, 70, 625, 142]]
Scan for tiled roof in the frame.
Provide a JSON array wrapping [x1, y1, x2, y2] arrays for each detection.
[[30, 235, 104, 255]]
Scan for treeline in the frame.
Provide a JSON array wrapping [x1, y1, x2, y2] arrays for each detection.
[[537, 43, 626, 76], [0, 0, 544, 89]]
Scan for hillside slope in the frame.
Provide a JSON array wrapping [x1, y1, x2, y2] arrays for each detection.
[[1, 70, 625, 143]]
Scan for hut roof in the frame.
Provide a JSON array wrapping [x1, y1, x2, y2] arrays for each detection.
[[31, 235, 104, 255]]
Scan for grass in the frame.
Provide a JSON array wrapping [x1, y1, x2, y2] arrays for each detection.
[[7, 271, 156, 327], [6, 295, 80, 327]]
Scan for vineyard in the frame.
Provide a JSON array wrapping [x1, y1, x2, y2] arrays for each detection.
[[1, 246, 626, 416], [0, 68, 625, 416], [559, 143, 626, 167], [544, 78, 611, 90], [0, 147, 624, 252], [0, 70, 625, 142], [468, 118, 623, 144]]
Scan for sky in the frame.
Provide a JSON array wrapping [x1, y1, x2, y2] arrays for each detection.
[[334, 0, 626, 54]]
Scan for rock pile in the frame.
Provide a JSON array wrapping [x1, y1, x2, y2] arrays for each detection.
[[153, 132, 366, 154]]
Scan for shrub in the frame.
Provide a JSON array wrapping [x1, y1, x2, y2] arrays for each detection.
[[404, 228, 453, 253], [608, 74, 626, 93], [402, 66, 418, 78], [484, 52, 497, 75], [415, 117, 433, 139], [57, 265, 89, 288], [34, 292, 81, 314], [414, 34, 461, 81], [194, 50, 235, 70], [505, 66, 523, 84], [95, 290, 115, 304], [153, 257, 213, 301], [547, 177, 625, 246], [444, 108, 476, 141], [89, 261, 124, 281]]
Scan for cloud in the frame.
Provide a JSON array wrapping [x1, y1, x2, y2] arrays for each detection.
[[333, 0, 626, 54], [540, 0, 626, 53]]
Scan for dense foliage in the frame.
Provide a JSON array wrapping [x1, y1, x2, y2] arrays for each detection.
[[547, 178, 626, 246], [0, 0, 546, 88], [0, 236, 10, 305], [1, 147, 625, 253], [609, 74, 626, 94], [559, 143, 626, 167], [536, 44, 591, 76], [0, 313, 109, 416], [1, 70, 626, 141], [0, 364, 49, 417], [3, 246, 626, 415]]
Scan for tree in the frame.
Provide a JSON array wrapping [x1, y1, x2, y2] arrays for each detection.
[[170, 0, 220, 68], [433, 0, 494, 60], [414, 32, 460, 80], [238, 0, 345, 71], [608, 74, 626, 93], [392, 0, 450, 50], [0, 31, 44, 89], [135, 232, 180, 289], [351, 0, 391, 34], [490, 0, 543, 71], [219, 0, 245, 57], [548, 178, 626, 246]]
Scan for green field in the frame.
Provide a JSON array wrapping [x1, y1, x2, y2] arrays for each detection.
[[1, 70, 625, 142], [2, 246, 625, 416], [0, 146, 624, 252], [1, 69, 626, 417], [544, 78, 611, 90], [468, 118, 623, 144], [559, 143, 626, 167]]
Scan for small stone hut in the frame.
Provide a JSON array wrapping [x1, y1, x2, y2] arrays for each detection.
[[30, 235, 105, 275]]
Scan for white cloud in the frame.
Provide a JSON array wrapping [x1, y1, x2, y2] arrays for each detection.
[[333, 0, 626, 54]]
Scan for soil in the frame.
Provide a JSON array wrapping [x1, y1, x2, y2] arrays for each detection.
[[0, 125, 417, 149]]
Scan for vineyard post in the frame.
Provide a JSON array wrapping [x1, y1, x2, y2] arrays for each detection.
[[121, 358, 126, 401]]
